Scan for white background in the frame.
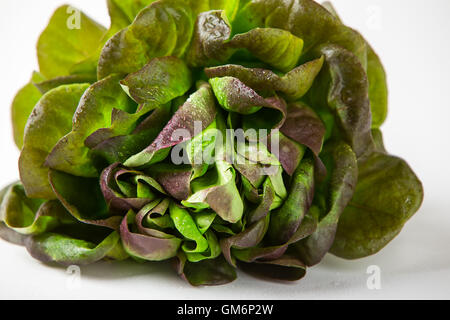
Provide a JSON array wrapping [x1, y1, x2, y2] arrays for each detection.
[[0, 0, 449, 300]]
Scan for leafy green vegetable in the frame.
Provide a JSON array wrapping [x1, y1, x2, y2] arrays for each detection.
[[19, 84, 90, 199], [11, 72, 45, 148], [120, 210, 181, 261], [330, 151, 423, 259], [3, 0, 423, 286], [45, 75, 135, 178], [294, 141, 357, 265], [0, 182, 74, 235], [205, 56, 324, 101], [37, 5, 107, 79], [26, 229, 125, 266]]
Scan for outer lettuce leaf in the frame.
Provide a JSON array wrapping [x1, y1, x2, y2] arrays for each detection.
[[233, 0, 367, 67], [25, 229, 123, 266], [49, 169, 122, 230], [11, 72, 45, 149], [0, 223, 27, 246], [19, 84, 89, 199], [0, 183, 30, 245], [232, 214, 317, 281], [367, 47, 388, 128], [33, 74, 98, 94], [86, 57, 192, 155], [175, 253, 237, 286], [107, 0, 158, 33], [221, 214, 270, 267], [294, 141, 357, 265], [331, 151, 424, 259], [37, 5, 106, 78], [90, 104, 172, 164], [321, 1, 388, 128], [120, 56, 192, 106], [238, 255, 307, 281], [233, 0, 338, 52], [0, 183, 74, 236], [318, 44, 373, 158], [98, 0, 195, 79], [45, 75, 135, 178]]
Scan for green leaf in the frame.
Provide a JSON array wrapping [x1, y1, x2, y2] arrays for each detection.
[[33, 74, 98, 94], [210, 0, 240, 21], [319, 44, 373, 158], [37, 5, 106, 78], [186, 230, 221, 262], [183, 160, 244, 223], [125, 83, 217, 167], [98, 0, 195, 79], [107, 0, 158, 33], [294, 141, 357, 266], [221, 214, 270, 267], [0, 183, 74, 235], [148, 164, 193, 201], [205, 56, 323, 101], [232, 213, 317, 281], [186, 10, 233, 67], [320, 1, 388, 127], [238, 255, 307, 281], [0, 222, 27, 246], [0, 184, 28, 245], [233, 0, 339, 53], [269, 131, 306, 176], [280, 102, 326, 156], [120, 56, 192, 105], [187, 10, 304, 72], [233, 213, 317, 262], [175, 253, 237, 286], [367, 46, 388, 128], [19, 84, 89, 199], [321, 1, 341, 21], [233, 0, 367, 67], [45, 75, 135, 178], [49, 169, 121, 230], [11, 72, 45, 148], [169, 203, 210, 256], [268, 158, 315, 244], [90, 104, 172, 164], [331, 152, 424, 259], [87, 57, 192, 155], [120, 210, 181, 261], [25, 229, 122, 266], [100, 163, 166, 214], [209, 77, 287, 134], [230, 27, 303, 72]]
